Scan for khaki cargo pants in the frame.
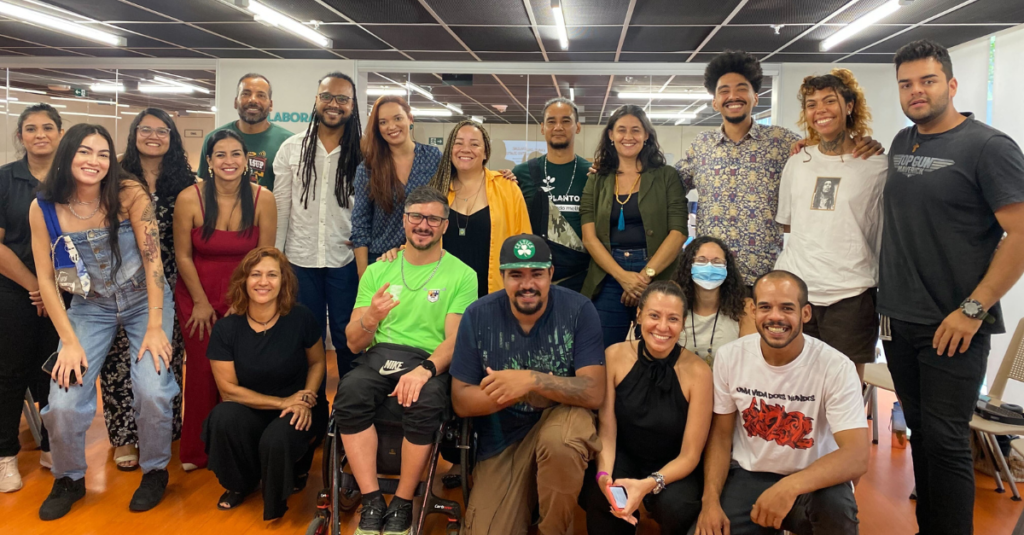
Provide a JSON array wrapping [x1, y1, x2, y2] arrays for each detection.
[[463, 404, 601, 535]]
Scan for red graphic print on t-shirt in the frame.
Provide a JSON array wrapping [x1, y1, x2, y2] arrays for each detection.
[[741, 398, 815, 450]]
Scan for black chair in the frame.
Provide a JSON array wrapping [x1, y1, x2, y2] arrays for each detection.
[[306, 398, 474, 535]]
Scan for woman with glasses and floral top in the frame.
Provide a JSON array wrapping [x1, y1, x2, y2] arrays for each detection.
[[100, 109, 195, 472], [671, 236, 754, 369]]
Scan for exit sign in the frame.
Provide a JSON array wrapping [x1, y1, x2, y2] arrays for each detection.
[[73, 88, 87, 97], [428, 137, 444, 146]]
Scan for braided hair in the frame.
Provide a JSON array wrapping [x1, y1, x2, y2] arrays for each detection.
[[428, 120, 490, 195], [298, 72, 363, 210]]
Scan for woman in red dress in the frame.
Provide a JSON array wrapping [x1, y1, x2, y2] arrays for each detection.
[[173, 130, 277, 470]]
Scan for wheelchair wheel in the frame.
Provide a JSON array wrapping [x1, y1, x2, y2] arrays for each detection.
[[446, 521, 460, 535], [338, 487, 360, 512], [305, 515, 326, 535]]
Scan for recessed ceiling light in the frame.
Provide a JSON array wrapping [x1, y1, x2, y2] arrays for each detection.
[[153, 76, 210, 94], [821, 0, 901, 51], [233, 0, 332, 48], [0, 1, 126, 46], [551, 0, 569, 50]]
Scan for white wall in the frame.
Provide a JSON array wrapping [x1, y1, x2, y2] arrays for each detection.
[[951, 24, 1024, 402], [775, 63, 906, 149], [214, 59, 358, 135]]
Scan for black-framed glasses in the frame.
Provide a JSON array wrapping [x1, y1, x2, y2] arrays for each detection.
[[318, 93, 353, 105], [405, 212, 446, 227], [136, 126, 171, 139]]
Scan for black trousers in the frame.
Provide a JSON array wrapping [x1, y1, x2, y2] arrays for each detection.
[[0, 283, 58, 456], [884, 318, 989, 535], [333, 365, 451, 446], [719, 466, 858, 535], [203, 401, 327, 520], [579, 454, 703, 535]]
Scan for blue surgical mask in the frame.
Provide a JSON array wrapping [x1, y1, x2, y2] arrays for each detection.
[[692, 264, 728, 290]]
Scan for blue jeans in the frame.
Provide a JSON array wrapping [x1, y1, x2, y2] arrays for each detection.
[[293, 263, 359, 376], [41, 274, 178, 481], [592, 248, 648, 348]]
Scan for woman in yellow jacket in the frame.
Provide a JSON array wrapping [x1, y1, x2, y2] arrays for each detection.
[[429, 120, 531, 296]]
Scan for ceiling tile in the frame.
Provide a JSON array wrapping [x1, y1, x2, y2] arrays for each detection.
[[195, 48, 276, 59], [127, 0, 251, 22], [266, 49, 346, 59], [0, 21, 162, 49], [617, 52, 692, 62], [322, 0, 437, 23], [839, 53, 898, 64], [451, 26, 540, 52], [425, 0, 530, 25], [253, 0, 347, 23], [704, 24, 809, 53], [930, 0, 1024, 24], [529, 0, 629, 25], [784, 24, 901, 54], [195, 23, 323, 49], [335, 50, 409, 60], [42, 0, 167, 22], [475, 52, 545, 61], [116, 23, 246, 48], [730, 0, 850, 25], [405, 51, 477, 60], [318, 25, 391, 49], [631, 0, 744, 25], [769, 52, 853, 63], [134, 48, 213, 58], [547, 52, 616, 61], [828, 0, 901, 24], [621, 26, 713, 52], [863, 24, 1009, 54], [365, 25, 465, 51], [538, 26, 622, 53]]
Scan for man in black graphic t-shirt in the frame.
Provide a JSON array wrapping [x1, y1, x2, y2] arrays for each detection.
[[878, 40, 1024, 535], [513, 98, 592, 292]]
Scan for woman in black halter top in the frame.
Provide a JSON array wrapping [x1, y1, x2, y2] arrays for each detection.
[[579, 280, 713, 534]]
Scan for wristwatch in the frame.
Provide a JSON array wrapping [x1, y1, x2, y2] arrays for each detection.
[[644, 266, 656, 278], [960, 298, 996, 324], [420, 359, 437, 377], [648, 472, 666, 495]]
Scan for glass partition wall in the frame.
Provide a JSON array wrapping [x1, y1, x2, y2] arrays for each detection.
[[1, 67, 216, 169]]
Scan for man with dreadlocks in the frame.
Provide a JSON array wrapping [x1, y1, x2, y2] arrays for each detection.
[[273, 71, 363, 375]]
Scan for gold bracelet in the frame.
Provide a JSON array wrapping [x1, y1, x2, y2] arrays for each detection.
[[150, 306, 163, 310], [359, 314, 377, 335]]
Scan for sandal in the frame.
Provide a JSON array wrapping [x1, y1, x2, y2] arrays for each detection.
[[114, 444, 139, 472], [217, 490, 247, 510]]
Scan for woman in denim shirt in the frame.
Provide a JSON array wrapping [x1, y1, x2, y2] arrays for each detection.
[[28, 124, 178, 521], [351, 96, 440, 277]]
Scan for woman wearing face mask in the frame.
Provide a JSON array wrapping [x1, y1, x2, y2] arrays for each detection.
[[579, 281, 711, 534], [352, 96, 441, 278], [29, 124, 178, 519], [100, 109, 195, 472], [581, 105, 687, 348], [672, 236, 754, 369], [775, 69, 886, 380], [173, 129, 277, 471], [0, 104, 63, 491], [428, 119, 531, 297]]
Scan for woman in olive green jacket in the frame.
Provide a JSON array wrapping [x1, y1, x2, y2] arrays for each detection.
[[580, 105, 688, 347]]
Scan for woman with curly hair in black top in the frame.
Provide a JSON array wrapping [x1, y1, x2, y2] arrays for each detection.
[[101, 108, 195, 471], [672, 236, 754, 369]]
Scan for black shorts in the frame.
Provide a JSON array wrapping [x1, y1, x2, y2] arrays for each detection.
[[804, 289, 879, 364]]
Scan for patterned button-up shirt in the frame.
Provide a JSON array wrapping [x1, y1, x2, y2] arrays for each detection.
[[676, 122, 802, 285]]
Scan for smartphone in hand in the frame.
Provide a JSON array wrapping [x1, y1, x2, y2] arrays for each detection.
[[41, 351, 86, 386], [609, 485, 628, 511]]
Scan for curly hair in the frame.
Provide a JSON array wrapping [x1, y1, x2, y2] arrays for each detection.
[[428, 120, 491, 195], [704, 50, 763, 94], [121, 108, 196, 208], [672, 236, 747, 322], [592, 105, 666, 176], [227, 247, 299, 317], [796, 68, 872, 145]]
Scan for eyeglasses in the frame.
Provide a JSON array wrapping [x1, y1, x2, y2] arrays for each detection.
[[694, 257, 727, 268], [318, 93, 353, 105], [405, 212, 446, 227], [137, 126, 171, 139]]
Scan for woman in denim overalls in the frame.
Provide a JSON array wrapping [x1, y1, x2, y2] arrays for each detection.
[[28, 124, 178, 521]]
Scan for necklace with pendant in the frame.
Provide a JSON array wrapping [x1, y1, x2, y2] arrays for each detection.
[[543, 156, 577, 195]]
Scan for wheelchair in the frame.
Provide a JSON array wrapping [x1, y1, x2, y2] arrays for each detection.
[[306, 397, 474, 535]]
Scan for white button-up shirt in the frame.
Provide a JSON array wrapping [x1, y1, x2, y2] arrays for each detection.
[[273, 132, 355, 268]]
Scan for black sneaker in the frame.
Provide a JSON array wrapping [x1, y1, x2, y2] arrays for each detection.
[[129, 469, 168, 512], [39, 477, 86, 520], [382, 498, 413, 535], [354, 495, 387, 535]]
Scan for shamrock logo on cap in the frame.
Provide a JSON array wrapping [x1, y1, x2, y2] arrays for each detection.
[[515, 239, 535, 260]]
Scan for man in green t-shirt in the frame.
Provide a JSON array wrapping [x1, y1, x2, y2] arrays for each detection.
[[513, 98, 592, 292], [334, 186, 476, 535], [197, 73, 294, 190]]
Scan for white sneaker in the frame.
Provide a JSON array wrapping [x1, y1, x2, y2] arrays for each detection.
[[40, 451, 52, 470], [0, 456, 23, 492]]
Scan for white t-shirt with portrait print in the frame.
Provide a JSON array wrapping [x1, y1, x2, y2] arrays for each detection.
[[713, 334, 867, 476], [774, 147, 888, 306]]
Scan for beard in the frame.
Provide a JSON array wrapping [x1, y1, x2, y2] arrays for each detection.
[[905, 93, 950, 126], [317, 109, 352, 128], [512, 290, 544, 315], [239, 105, 269, 125], [549, 138, 570, 150], [408, 230, 441, 251], [724, 112, 749, 124]]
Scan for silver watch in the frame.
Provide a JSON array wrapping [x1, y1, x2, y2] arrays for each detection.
[[649, 472, 666, 495], [960, 298, 996, 324]]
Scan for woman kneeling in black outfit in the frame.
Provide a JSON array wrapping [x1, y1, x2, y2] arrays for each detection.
[[203, 246, 327, 520], [580, 280, 713, 533]]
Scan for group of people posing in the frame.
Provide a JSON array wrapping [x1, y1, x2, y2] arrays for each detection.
[[1, 38, 1023, 535]]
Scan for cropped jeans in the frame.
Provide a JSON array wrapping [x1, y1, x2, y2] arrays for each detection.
[[40, 221, 179, 481]]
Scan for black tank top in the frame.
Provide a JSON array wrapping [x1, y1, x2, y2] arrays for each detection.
[[614, 341, 689, 473]]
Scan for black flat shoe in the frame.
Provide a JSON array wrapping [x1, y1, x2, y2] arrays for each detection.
[[217, 490, 246, 510], [129, 469, 168, 512], [292, 473, 309, 494]]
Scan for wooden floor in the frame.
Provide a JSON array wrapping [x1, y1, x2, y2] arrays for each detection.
[[3, 353, 1024, 535]]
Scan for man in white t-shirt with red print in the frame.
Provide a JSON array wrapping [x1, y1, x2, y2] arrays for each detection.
[[694, 271, 868, 535]]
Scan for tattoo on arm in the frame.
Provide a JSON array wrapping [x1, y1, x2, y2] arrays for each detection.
[[142, 225, 160, 264], [152, 269, 167, 288], [532, 373, 594, 404], [141, 200, 157, 223]]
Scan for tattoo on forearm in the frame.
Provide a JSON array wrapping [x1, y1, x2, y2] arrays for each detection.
[[819, 129, 847, 155], [142, 224, 160, 264], [518, 391, 556, 409], [152, 269, 167, 288], [141, 200, 157, 223], [532, 373, 593, 404]]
